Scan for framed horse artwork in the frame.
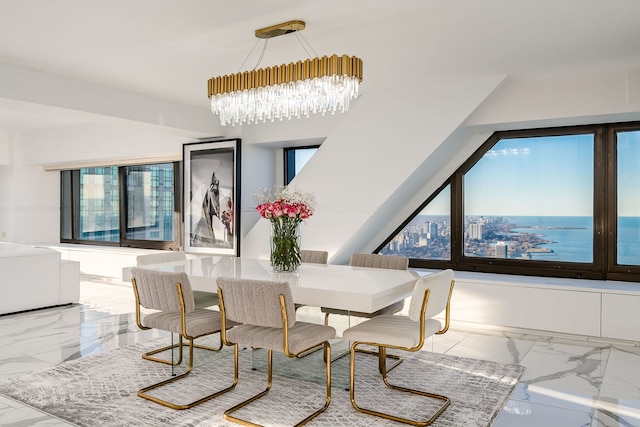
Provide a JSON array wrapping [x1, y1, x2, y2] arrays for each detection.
[[183, 138, 241, 256]]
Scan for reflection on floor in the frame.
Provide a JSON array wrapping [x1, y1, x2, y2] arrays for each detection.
[[0, 276, 639, 427]]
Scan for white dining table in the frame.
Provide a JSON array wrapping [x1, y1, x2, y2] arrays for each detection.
[[122, 256, 423, 314]]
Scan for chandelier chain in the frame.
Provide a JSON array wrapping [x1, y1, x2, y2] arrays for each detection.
[[251, 39, 268, 70], [237, 38, 263, 73], [294, 32, 318, 59]]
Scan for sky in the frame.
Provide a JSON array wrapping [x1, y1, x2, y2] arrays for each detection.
[[464, 134, 595, 216], [419, 130, 640, 217], [295, 131, 640, 218]]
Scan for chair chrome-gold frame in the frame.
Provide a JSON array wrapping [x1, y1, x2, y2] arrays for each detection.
[[134, 252, 221, 366], [133, 295, 222, 367], [322, 252, 409, 367], [343, 269, 455, 426], [295, 249, 329, 359], [131, 268, 237, 410], [217, 277, 336, 427]]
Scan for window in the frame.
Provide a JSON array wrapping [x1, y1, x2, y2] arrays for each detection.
[[378, 123, 640, 282], [124, 164, 176, 242], [78, 167, 119, 242], [380, 184, 451, 261], [463, 134, 594, 263], [284, 146, 319, 184], [60, 162, 180, 250], [613, 127, 640, 267]]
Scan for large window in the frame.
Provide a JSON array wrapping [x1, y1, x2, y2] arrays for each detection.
[[60, 162, 180, 250], [463, 134, 594, 263], [378, 123, 640, 282]]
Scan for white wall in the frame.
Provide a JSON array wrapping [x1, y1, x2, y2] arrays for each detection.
[[2, 66, 638, 341], [242, 74, 507, 262], [2, 67, 640, 256], [468, 70, 640, 129]]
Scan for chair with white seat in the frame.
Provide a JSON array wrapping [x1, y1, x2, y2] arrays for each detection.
[[217, 276, 336, 426], [130, 268, 237, 409], [342, 269, 455, 426]]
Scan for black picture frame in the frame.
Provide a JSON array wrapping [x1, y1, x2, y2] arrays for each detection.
[[183, 138, 241, 256]]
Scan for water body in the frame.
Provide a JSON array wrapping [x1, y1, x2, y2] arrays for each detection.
[[508, 216, 639, 265]]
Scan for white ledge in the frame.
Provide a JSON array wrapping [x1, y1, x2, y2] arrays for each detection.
[[415, 268, 640, 296]]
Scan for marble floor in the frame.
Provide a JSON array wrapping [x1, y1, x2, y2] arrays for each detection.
[[1, 276, 639, 427]]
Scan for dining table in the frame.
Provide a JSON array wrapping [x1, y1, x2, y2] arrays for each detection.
[[122, 255, 424, 314]]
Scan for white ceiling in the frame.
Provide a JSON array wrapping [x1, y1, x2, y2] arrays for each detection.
[[1, 0, 640, 131]]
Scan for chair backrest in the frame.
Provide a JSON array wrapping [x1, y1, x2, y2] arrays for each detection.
[[136, 251, 187, 266], [300, 250, 329, 264], [217, 277, 296, 328], [408, 269, 454, 322], [350, 253, 408, 270], [131, 267, 195, 313]]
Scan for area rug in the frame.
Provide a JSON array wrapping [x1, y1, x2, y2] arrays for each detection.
[[0, 337, 524, 426]]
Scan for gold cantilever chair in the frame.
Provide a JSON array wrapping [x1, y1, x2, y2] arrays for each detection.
[[322, 253, 409, 365], [130, 268, 237, 409], [217, 277, 336, 426], [134, 254, 221, 367], [342, 269, 455, 426], [136, 252, 219, 309], [321, 253, 409, 325]]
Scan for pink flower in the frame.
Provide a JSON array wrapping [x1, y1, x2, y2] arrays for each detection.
[[254, 186, 315, 222]]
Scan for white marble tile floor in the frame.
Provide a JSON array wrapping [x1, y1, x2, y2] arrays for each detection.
[[1, 276, 639, 426]]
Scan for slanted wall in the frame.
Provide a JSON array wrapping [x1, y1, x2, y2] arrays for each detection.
[[241, 75, 507, 262]]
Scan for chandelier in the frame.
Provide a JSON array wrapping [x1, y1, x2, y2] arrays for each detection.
[[207, 20, 363, 126]]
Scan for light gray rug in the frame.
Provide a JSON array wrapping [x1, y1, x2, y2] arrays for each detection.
[[0, 337, 524, 426]]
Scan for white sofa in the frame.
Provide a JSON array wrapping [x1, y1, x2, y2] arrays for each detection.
[[0, 242, 80, 315]]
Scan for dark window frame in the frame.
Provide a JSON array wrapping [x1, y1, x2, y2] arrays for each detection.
[[376, 122, 640, 283], [60, 161, 181, 250], [284, 145, 320, 184]]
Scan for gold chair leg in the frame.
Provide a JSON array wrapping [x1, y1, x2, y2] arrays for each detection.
[[224, 349, 274, 425], [295, 342, 332, 426], [142, 334, 184, 365], [138, 341, 238, 410], [224, 344, 332, 427], [331, 344, 403, 373], [324, 312, 403, 369], [349, 342, 450, 426], [194, 338, 223, 352], [296, 344, 323, 358], [142, 333, 223, 365]]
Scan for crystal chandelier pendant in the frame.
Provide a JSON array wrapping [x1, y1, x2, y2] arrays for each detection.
[[211, 72, 360, 126], [207, 21, 363, 126]]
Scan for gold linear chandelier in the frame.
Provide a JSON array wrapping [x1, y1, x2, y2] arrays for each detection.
[[207, 20, 363, 126]]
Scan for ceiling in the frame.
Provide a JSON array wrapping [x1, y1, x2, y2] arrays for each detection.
[[1, 0, 640, 132]]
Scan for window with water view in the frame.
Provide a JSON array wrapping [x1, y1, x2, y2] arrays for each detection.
[[379, 123, 640, 281], [463, 134, 594, 263]]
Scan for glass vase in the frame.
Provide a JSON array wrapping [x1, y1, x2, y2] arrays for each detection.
[[270, 219, 301, 273]]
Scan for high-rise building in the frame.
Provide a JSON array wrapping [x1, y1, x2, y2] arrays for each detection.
[[495, 241, 508, 258], [428, 222, 438, 239], [468, 222, 485, 240]]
